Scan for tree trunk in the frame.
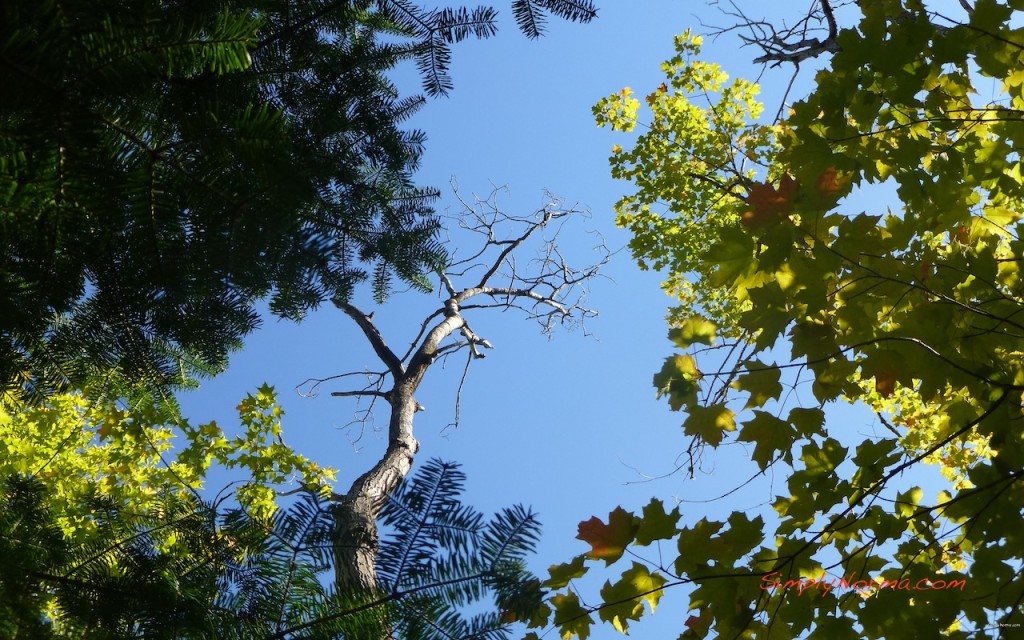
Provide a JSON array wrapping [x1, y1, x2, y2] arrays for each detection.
[[323, 195, 603, 597], [332, 379, 421, 592]]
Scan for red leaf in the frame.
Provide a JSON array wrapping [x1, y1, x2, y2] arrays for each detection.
[[814, 166, 852, 201], [576, 506, 638, 565], [875, 370, 897, 398], [741, 174, 798, 229]]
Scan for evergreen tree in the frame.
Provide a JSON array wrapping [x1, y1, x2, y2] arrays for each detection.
[[0, 0, 597, 407], [1, 460, 541, 638]]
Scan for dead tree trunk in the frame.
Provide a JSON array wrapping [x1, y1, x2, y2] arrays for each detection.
[[313, 188, 607, 593]]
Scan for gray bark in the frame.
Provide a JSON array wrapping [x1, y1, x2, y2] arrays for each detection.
[[330, 301, 465, 592], [321, 191, 604, 595]]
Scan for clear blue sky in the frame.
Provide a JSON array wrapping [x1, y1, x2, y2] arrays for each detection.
[[178, 3, 952, 637]]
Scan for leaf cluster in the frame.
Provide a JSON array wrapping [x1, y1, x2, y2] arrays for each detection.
[[550, 2, 1024, 638], [376, 459, 544, 639], [0, 386, 334, 542], [593, 30, 780, 332], [1, 457, 542, 639], [0, 0, 444, 406]]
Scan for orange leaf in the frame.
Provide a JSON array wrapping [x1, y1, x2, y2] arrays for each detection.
[[918, 259, 933, 283], [954, 225, 970, 245], [576, 506, 638, 565], [682, 610, 713, 638], [97, 417, 115, 441], [874, 370, 897, 398], [741, 174, 798, 229], [814, 166, 852, 201]]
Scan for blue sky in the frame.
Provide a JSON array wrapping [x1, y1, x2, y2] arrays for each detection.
[[177, 2, 955, 637]]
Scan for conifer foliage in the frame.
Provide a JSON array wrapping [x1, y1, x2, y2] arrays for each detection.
[[0, 0, 596, 406], [1, 459, 540, 638]]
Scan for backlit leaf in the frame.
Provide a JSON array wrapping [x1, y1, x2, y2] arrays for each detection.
[[576, 507, 639, 565]]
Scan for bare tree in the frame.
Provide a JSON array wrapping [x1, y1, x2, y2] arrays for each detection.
[[300, 187, 608, 591]]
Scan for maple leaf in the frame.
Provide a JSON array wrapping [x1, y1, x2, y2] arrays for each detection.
[[814, 166, 852, 201], [954, 225, 971, 245], [576, 506, 638, 565], [681, 609, 713, 638], [741, 174, 797, 229], [598, 563, 667, 632], [874, 370, 897, 398], [634, 498, 681, 546], [545, 555, 588, 589], [97, 416, 116, 441], [861, 350, 904, 399]]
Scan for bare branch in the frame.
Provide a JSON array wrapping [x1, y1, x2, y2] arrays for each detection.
[[704, 0, 850, 67], [401, 307, 448, 362], [297, 370, 388, 398], [330, 390, 390, 399], [314, 185, 608, 592], [333, 300, 405, 377]]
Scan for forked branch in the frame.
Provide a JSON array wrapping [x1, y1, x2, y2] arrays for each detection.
[[321, 186, 608, 592], [705, 0, 849, 67]]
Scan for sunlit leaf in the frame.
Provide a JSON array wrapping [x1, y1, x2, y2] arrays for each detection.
[[576, 507, 639, 565]]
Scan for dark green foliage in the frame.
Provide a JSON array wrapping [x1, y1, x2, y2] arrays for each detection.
[[0, 476, 66, 639], [0, 460, 542, 638], [378, 459, 543, 639], [512, 0, 598, 39], [0, 0, 597, 407], [0, 0, 443, 405]]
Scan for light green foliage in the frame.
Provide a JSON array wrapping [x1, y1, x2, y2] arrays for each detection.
[[538, 2, 1024, 638], [594, 31, 781, 330], [0, 385, 334, 538]]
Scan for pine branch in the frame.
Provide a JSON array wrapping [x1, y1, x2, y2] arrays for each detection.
[[538, 0, 598, 24], [512, 0, 548, 39]]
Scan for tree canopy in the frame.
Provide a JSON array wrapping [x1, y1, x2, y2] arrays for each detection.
[[0, 0, 597, 407], [1, 455, 541, 639], [1, 1, 600, 637], [533, 1, 1024, 638]]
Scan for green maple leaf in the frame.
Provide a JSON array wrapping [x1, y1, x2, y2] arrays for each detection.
[[597, 563, 667, 633], [654, 354, 702, 411], [634, 498, 681, 546], [674, 518, 725, 575], [545, 555, 589, 589], [669, 316, 718, 348], [550, 592, 593, 640], [732, 360, 783, 409], [683, 403, 736, 447], [801, 438, 848, 477], [738, 411, 796, 469], [705, 225, 757, 286]]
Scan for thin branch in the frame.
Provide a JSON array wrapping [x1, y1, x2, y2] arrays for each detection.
[[297, 370, 388, 399], [334, 300, 405, 378], [330, 390, 390, 399], [705, 0, 846, 67]]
